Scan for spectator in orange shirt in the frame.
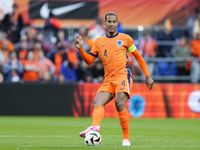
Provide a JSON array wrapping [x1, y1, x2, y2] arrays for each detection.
[[137, 31, 157, 75], [0, 32, 15, 64], [23, 51, 39, 82], [51, 46, 67, 77], [66, 41, 79, 68], [191, 32, 200, 83], [0, 38, 14, 52], [37, 50, 55, 79]]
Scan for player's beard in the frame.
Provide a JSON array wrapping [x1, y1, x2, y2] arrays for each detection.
[[108, 29, 116, 35]]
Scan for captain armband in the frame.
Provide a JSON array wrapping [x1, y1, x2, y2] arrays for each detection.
[[128, 44, 137, 53]]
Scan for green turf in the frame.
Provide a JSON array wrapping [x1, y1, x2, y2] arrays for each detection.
[[0, 117, 199, 150]]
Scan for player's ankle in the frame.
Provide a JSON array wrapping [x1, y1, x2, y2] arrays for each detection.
[[91, 124, 99, 126]]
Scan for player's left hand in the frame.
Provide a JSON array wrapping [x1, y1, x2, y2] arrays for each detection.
[[146, 76, 154, 91]]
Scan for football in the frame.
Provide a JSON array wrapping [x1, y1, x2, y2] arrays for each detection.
[[84, 131, 101, 146]]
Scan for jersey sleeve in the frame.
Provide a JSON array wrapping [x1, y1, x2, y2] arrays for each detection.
[[89, 40, 99, 58], [126, 35, 137, 53]]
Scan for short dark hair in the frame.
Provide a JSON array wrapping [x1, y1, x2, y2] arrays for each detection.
[[105, 12, 118, 21]]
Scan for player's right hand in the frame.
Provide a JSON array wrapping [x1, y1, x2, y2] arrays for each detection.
[[74, 35, 83, 49], [146, 76, 154, 91]]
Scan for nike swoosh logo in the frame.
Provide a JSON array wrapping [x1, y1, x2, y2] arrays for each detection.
[[102, 44, 106, 47], [40, 2, 86, 19]]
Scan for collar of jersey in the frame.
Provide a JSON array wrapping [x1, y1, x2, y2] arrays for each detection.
[[106, 32, 119, 38]]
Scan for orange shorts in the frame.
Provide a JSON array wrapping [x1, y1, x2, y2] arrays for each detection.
[[97, 73, 133, 99]]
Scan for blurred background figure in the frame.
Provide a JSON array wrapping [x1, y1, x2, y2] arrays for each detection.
[[190, 32, 200, 83], [138, 30, 157, 75], [1, 3, 24, 43], [0, 49, 4, 67], [60, 61, 77, 82], [92, 60, 104, 83], [0, 72, 4, 83], [41, 71, 53, 84], [44, 12, 61, 36], [35, 32, 55, 54], [76, 60, 92, 83], [88, 16, 106, 46], [66, 40, 79, 68], [0, 31, 14, 64], [33, 40, 43, 60], [16, 34, 29, 64], [75, 25, 90, 52], [57, 73, 65, 84], [23, 24, 36, 50], [4, 51, 23, 82], [172, 36, 191, 76], [157, 19, 175, 58], [186, 8, 200, 40], [37, 50, 55, 80], [154, 19, 177, 76], [51, 45, 67, 78], [22, 51, 39, 82], [56, 29, 68, 47], [117, 22, 125, 33]]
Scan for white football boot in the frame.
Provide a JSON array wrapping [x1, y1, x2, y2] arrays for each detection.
[[122, 139, 131, 146]]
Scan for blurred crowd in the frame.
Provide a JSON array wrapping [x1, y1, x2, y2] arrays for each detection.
[[0, 4, 200, 83], [0, 4, 106, 84], [134, 8, 200, 83]]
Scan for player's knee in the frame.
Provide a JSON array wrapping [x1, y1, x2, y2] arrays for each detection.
[[93, 99, 102, 108], [115, 100, 125, 111]]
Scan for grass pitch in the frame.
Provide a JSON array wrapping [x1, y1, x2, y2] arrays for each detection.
[[0, 117, 199, 150]]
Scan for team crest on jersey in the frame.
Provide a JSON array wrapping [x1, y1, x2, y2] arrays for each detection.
[[117, 40, 123, 48]]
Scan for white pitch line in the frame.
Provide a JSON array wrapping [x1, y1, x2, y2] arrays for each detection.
[[0, 135, 122, 138], [0, 135, 71, 137], [0, 145, 200, 148]]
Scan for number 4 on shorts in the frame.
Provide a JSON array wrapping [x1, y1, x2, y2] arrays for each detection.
[[121, 80, 125, 87]]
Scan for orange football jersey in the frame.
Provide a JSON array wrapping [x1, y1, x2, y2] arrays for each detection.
[[90, 32, 135, 77]]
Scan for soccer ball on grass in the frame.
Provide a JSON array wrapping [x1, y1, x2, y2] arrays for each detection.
[[84, 131, 101, 146]]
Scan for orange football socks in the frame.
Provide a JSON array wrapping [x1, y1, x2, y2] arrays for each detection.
[[118, 109, 130, 141], [91, 106, 104, 126]]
